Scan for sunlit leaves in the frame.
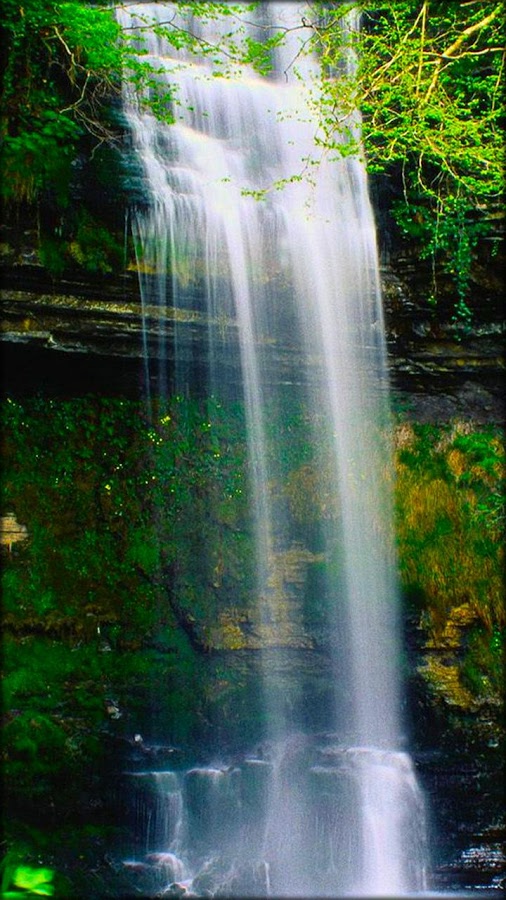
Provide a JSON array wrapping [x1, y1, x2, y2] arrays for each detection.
[[309, 0, 505, 312], [2, 864, 54, 897], [58, 2, 123, 73]]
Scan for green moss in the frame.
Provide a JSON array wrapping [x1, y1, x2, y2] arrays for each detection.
[[68, 211, 124, 273], [395, 419, 504, 705], [39, 236, 67, 276], [461, 626, 505, 698], [0, 394, 256, 759], [395, 420, 504, 634]]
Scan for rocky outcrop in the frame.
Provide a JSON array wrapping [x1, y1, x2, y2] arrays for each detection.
[[380, 264, 504, 422], [1, 257, 504, 422]]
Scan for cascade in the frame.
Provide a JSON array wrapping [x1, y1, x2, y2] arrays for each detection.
[[117, 2, 430, 896]]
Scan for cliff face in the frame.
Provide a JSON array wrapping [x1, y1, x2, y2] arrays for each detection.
[[1, 192, 504, 892], [1, 123, 504, 415], [380, 254, 504, 425], [1, 251, 504, 423]]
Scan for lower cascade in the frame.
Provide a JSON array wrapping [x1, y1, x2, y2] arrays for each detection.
[[117, 2, 430, 896], [121, 738, 428, 897]]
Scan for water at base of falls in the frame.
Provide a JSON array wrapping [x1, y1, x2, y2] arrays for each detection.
[[116, 2, 431, 895], [121, 735, 428, 898]]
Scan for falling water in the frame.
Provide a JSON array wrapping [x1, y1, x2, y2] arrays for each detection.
[[117, 2, 429, 896]]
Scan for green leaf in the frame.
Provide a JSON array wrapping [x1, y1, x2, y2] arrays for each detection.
[[12, 866, 54, 896]]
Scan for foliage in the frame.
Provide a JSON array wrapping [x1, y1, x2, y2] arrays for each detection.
[[309, 0, 505, 313], [391, 419, 504, 715], [36, 207, 124, 274], [0, 0, 263, 205], [1, 394, 252, 633], [394, 419, 504, 634], [461, 624, 504, 698], [0, 392, 259, 862], [1, 858, 55, 898], [0, 0, 134, 272], [0, 0, 122, 202]]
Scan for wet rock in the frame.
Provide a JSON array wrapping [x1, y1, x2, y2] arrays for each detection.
[[395, 379, 504, 424], [122, 860, 151, 875], [435, 840, 506, 891], [120, 858, 164, 895], [145, 852, 185, 883], [161, 882, 188, 898]]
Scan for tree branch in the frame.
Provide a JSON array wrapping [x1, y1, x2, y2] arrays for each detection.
[[425, 4, 502, 102]]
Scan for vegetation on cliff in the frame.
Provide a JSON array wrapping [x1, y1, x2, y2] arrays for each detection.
[[393, 419, 504, 710], [2, 394, 503, 722], [1, 391, 504, 889]]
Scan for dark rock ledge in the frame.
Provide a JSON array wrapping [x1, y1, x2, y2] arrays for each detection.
[[1, 262, 504, 421]]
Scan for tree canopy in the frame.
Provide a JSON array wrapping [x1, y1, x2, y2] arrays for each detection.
[[1, 0, 122, 201], [316, 0, 505, 314]]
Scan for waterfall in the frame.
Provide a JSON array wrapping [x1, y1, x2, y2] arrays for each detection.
[[117, 2, 429, 896]]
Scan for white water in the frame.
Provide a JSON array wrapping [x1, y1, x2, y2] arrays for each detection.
[[118, 2, 429, 895]]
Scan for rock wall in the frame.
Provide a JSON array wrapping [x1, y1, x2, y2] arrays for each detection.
[[1, 253, 504, 423]]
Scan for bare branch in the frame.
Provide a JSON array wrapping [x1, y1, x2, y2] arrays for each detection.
[[415, 1, 428, 96], [425, 3, 503, 102]]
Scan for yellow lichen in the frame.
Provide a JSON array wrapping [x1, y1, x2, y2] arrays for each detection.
[[420, 656, 477, 709], [0, 512, 28, 552], [446, 448, 466, 479], [425, 602, 478, 649], [393, 422, 416, 450]]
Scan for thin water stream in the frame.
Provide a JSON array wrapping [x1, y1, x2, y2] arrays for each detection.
[[117, 2, 430, 895]]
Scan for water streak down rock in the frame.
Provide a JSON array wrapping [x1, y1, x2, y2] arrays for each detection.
[[117, 3, 430, 895]]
